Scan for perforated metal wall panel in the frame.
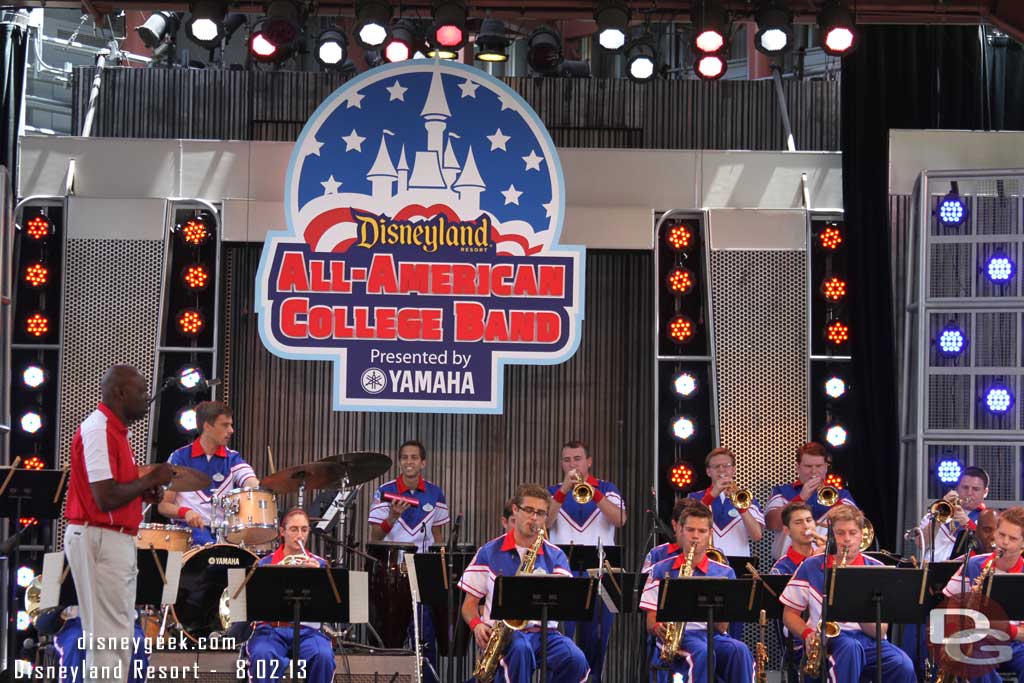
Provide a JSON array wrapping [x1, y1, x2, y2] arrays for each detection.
[[709, 249, 808, 667], [55, 238, 164, 547]]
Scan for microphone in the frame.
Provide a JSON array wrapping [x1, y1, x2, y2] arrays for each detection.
[[449, 513, 463, 548]]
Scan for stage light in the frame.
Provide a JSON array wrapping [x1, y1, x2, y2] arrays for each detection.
[[22, 364, 48, 389], [825, 321, 849, 345], [24, 214, 52, 240], [23, 262, 49, 288], [825, 424, 847, 448], [984, 385, 1014, 414], [818, 224, 843, 250], [527, 26, 563, 76], [475, 18, 509, 62], [936, 322, 966, 357], [594, 0, 629, 51], [177, 406, 199, 434], [177, 309, 205, 336], [694, 53, 726, 80], [22, 456, 45, 471], [667, 315, 696, 344], [316, 29, 347, 66], [384, 20, 416, 62], [671, 416, 696, 441], [819, 0, 856, 56], [355, 0, 391, 48], [673, 372, 698, 398], [177, 364, 206, 392], [693, 0, 728, 53], [755, 2, 792, 55], [937, 186, 967, 228], [625, 34, 657, 81], [431, 0, 466, 51], [20, 411, 44, 435], [665, 224, 695, 252], [262, 0, 302, 47], [249, 24, 281, 60], [821, 276, 846, 302], [25, 313, 50, 337], [824, 376, 847, 399], [186, 0, 227, 48], [669, 462, 695, 490], [984, 252, 1015, 284], [18, 518, 38, 527], [136, 11, 180, 48], [182, 264, 210, 291], [666, 267, 696, 295], [179, 215, 212, 246], [17, 612, 30, 631], [17, 567, 35, 588], [824, 473, 845, 489], [936, 458, 962, 485]]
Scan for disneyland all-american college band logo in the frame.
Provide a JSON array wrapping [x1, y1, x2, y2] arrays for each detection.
[[257, 62, 584, 413]]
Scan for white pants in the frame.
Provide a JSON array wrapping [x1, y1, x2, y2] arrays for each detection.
[[64, 524, 137, 683]]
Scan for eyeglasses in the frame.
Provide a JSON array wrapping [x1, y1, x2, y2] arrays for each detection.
[[517, 506, 548, 519]]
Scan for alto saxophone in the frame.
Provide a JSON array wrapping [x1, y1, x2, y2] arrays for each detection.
[[755, 609, 768, 683], [659, 544, 695, 662], [802, 546, 846, 675], [473, 527, 547, 683]]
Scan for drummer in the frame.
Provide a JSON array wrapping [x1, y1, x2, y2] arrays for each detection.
[[158, 401, 259, 545]]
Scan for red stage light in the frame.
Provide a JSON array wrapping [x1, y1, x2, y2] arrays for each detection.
[[695, 29, 724, 53], [669, 462, 695, 490], [825, 320, 849, 345], [824, 473, 845, 490], [23, 456, 45, 471], [667, 315, 695, 344], [824, 27, 854, 54], [696, 54, 726, 80], [19, 517, 39, 527], [819, 225, 843, 250], [177, 309, 205, 336], [26, 313, 50, 337], [385, 40, 411, 62], [665, 224, 694, 251], [180, 217, 212, 246], [251, 32, 278, 58], [821, 276, 847, 302], [434, 24, 463, 48], [25, 215, 52, 240], [666, 267, 696, 295], [183, 264, 210, 291], [23, 263, 49, 288]]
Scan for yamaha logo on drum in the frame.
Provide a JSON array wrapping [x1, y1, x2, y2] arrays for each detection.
[[208, 557, 242, 565]]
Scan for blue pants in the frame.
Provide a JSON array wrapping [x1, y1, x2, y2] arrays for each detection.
[[650, 631, 753, 683], [246, 625, 335, 683], [824, 630, 915, 682], [54, 617, 148, 683], [898, 622, 928, 678], [563, 597, 614, 683], [965, 639, 1024, 683], [495, 629, 589, 683]]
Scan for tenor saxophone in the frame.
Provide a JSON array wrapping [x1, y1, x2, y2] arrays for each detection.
[[802, 546, 846, 675], [659, 544, 695, 662], [473, 527, 547, 683], [755, 609, 768, 683]]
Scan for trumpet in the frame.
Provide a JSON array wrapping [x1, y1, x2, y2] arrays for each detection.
[[817, 485, 839, 507], [929, 496, 961, 525], [723, 481, 752, 510], [572, 479, 594, 505]]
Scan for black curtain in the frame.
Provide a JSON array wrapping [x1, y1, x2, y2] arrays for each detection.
[[0, 21, 28, 193], [841, 25, 1024, 549]]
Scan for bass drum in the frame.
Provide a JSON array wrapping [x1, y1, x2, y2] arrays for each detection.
[[365, 542, 417, 649], [172, 544, 258, 644]]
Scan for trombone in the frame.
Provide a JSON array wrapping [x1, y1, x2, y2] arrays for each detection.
[[929, 496, 961, 525]]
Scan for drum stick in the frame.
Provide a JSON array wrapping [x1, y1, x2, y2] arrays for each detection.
[[603, 560, 621, 594], [918, 563, 928, 604], [54, 468, 69, 504], [267, 446, 276, 475], [325, 567, 341, 603], [148, 546, 168, 584], [440, 547, 448, 590], [0, 457, 22, 496], [60, 562, 70, 584], [233, 563, 260, 600]]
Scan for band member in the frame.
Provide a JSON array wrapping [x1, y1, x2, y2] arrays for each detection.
[[546, 440, 626, 683], [641, 499, 690, 573], [780, 506, 915, 682], [502, 496, 515, 531], [368, 439, 448, 683], [770, 502, 823, 575], [975, 508, 999, 553], [158, 401, 258, 545], [641, 501, 754, 683], [765, 442, 858, 559], [35, 607, 149, 683], [916, 466, 990, 562], [64, 365, 172, 683], [246, 508, 335, 683], [459, 484, 589, 683], [688, 447, 764, 556], [941, 506, 1024, 681]]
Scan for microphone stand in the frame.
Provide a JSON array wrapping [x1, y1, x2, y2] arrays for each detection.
[[817, 523, 837, 681], [638, 489, 666, 682], [445, 513, 462, 683]]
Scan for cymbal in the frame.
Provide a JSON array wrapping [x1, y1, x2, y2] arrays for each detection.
[[139, 464, 212, 492], [318, 451, 392, 486], [262, 461, 347, 494]]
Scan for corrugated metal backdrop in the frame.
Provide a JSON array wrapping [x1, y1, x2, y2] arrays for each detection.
[[72, 67, 841, 151]]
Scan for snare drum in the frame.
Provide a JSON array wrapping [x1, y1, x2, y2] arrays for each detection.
[[215, 487, 278, 545], [171, 544, 258, 644], [365, 542, 417, 648], [136, 523, 191, 552]]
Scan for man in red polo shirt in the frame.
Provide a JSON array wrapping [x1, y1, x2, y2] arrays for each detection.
[[64, 365, 172, 683]]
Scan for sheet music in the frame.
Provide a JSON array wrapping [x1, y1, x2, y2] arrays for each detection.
[[348, 570, 369, 624], [40, 552, 64, 611], [161, 551, 183, 605], [227, 568, 247, 623]]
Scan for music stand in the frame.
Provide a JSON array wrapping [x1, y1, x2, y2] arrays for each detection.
[[412, 550, 474, 656], [490, 575, 596, 683], [39, 550, 183, 610], [556, 544, 622, 574], [726, 555, 757, 576], [980, 573, 1024, 618], [655, 577, 758, 683], [828, 567, 927, 683], [586, 567, 636, 614]]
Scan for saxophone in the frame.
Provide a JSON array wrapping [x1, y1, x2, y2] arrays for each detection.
[[802, 546, 846, 675], [659, 544, 695, 662], [755, 609, 768, 683], [934, 549, 1004, 682], [473, 527, 546, 683]]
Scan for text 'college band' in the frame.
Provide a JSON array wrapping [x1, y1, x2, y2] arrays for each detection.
[[55, 363, 1024, 683]]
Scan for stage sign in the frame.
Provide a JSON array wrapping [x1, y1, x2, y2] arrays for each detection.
[[256, 62, 585, 413]]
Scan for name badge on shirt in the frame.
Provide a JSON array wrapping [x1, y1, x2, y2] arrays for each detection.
[[422, 503, 433, 512], [213, 473, 225, 482], [728, 509, 738, 518]]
